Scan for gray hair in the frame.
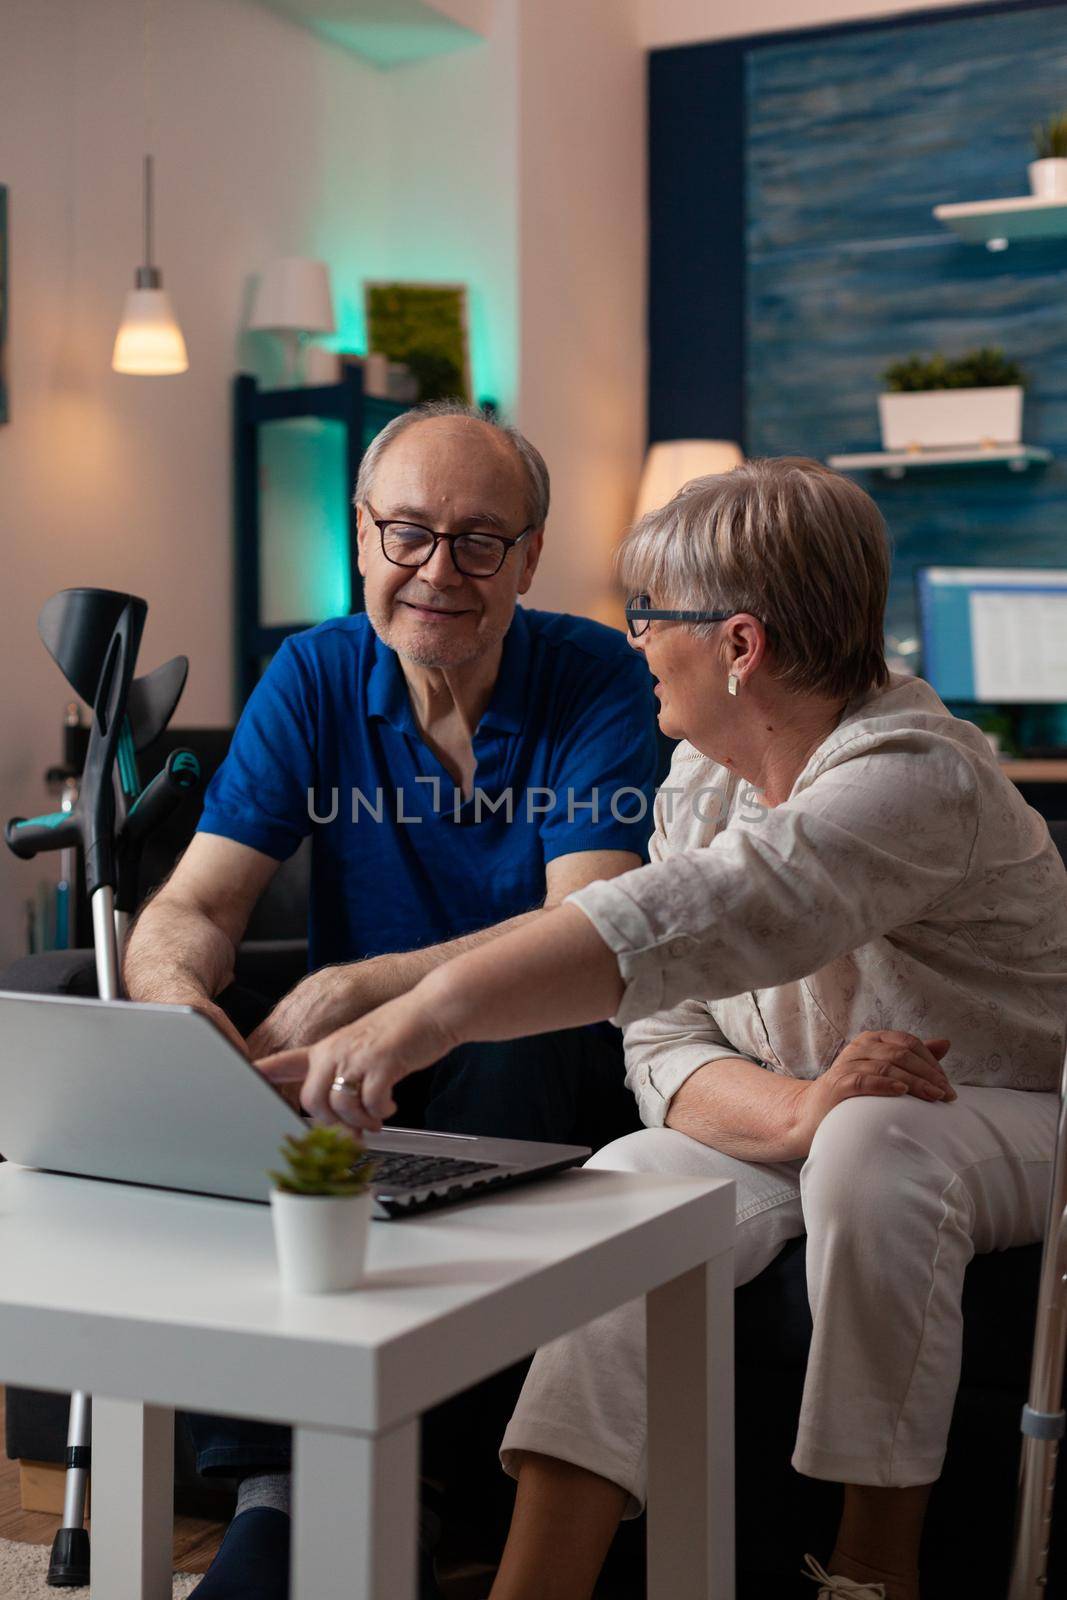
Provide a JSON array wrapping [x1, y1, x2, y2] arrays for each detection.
[[618, 456, 890, 701], [353, 400, 550, 527]]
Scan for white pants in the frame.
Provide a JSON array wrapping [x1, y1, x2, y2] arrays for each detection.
[[501, 1086, 1057, 1511]]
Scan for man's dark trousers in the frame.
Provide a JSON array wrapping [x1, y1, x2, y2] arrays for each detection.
[[184, 1010, 640, 1536]]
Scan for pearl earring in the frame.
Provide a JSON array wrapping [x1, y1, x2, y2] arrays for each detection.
[[728, 672, 740, 696]]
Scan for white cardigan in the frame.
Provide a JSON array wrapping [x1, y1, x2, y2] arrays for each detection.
[[567, 675, 1067, 1126]]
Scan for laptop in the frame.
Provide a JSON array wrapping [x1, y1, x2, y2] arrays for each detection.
[[0, 992, 589, 1219]]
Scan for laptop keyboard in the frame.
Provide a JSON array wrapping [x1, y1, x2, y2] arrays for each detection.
[[369, 1152, 503, 1192]]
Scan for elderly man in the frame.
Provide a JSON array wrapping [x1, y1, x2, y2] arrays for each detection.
[[122, 400, 657, 1600]]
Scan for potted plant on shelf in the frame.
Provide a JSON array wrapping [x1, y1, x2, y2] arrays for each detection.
[[878, 348, 1025, 454], [269, 1125, 377, 1294], [1030, 111, 1067, 199]]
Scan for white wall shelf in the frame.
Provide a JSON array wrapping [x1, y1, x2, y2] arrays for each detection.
[[828, 445, 1052, 479], [933, 195, 1067, 249]]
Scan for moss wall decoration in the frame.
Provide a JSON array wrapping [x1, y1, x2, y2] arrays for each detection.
[[364, 280, 471, 404]]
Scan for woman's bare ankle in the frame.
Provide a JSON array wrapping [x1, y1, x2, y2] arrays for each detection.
[[488, 1454, 627, 1600]]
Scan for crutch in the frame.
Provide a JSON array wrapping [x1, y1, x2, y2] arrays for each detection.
[[5, 588, 200, 1585], [1007, 1043, 1067, 1598]]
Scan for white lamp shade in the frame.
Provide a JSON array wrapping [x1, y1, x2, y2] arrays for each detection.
[[633, 439, 744, 521], [249, 257, 336, 334], [111, 288, 189, 375]]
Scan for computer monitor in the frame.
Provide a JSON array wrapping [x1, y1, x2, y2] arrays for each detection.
[[916, 566, 1067, 704]]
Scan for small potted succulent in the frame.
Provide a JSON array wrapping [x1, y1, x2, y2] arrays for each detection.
[[878, 348, 1025, 453], [1030, 111, 1067, 199], [269, 1125, 377, 1294]]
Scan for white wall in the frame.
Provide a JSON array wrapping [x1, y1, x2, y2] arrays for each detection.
[[516, 0, 646, 623], [639, 0, 997, 49], [0, 0, 390, 964], [379, 0, 647, 621], [378, 0, 521, 416]]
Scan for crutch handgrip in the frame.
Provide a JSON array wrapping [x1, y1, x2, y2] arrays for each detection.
[[5, 812, 80, 859], [124, 749, 201, 847]]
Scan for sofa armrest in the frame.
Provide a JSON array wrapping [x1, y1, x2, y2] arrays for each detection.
[[0, 950, 99, 996], [1, 941, 307, 1010]]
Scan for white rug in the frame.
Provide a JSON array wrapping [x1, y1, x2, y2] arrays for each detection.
[[0, 1537, 199, 1596]]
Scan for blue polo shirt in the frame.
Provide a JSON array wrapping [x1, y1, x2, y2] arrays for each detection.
[[198, 607, 658, 971]]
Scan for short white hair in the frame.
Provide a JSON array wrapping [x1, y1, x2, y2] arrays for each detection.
[[618, 456, 890, 701], [353, 401, 550, 527]]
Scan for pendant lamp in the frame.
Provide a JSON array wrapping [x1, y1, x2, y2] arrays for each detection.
[[112, 0, 187, 376], [112, 155, 187, 375]]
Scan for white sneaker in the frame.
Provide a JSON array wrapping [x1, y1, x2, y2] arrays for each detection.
[[802, 1553, 887, 1598]]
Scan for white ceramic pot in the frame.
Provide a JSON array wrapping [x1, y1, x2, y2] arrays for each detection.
[[1028, 158, 1067, 198], [877, 386, 1023, 452], [270, 1189, 372, 1294]]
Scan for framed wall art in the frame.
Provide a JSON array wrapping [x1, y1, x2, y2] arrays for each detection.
[[364, 280, 471, 404]]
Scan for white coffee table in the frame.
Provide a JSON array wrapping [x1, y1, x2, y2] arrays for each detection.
[[0, 1161, 734, 1600]]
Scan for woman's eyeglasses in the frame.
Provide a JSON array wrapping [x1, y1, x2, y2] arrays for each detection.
[[625, 594, 736, 638]]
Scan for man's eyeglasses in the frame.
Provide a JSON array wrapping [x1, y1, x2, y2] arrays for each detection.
[[625, 594, 735, 638], [369, 513, 532, 579]]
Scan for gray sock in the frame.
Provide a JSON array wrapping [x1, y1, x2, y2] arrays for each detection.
[[236, 1471, 291, 1519]]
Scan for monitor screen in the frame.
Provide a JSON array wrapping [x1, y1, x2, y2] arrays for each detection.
[[917, 566, 1067, 704]]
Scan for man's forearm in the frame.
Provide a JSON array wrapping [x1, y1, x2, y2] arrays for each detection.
[[316, 849, 640, 1025], [664, 1057, 805, 1163], [349, 908, 544, 1003], [123, 896, 238, 1004], [245, 909, 555, 1057]]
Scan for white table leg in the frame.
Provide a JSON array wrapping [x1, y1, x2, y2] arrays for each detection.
[[292, 1419, 419, 1600], [90, 1397, 174, 1600], [647, 1249, 735, 1600]]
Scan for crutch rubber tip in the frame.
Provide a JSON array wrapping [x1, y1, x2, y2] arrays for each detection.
[[46, 1527, 90, 1587]]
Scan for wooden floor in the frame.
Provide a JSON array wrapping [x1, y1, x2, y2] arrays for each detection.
[[0, 1388, 225, 1575]]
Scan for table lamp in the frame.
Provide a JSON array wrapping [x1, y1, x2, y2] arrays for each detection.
[[633, 439, 744, 521], [249, 258, 336, 384]]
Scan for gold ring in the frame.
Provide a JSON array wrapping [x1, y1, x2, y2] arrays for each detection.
[[331, 1074, 361, 1095]]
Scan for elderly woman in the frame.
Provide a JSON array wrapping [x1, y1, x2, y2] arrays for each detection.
[[261, 458, 1067, 1600]]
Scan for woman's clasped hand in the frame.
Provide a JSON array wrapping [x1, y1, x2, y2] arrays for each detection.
[[787, 1029, 955, 1158]]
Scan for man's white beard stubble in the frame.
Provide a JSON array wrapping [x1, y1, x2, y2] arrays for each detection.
[[364, 589, 510, 672]]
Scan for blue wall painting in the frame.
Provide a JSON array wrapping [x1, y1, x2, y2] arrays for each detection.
[[744, 4, 1067, 668]]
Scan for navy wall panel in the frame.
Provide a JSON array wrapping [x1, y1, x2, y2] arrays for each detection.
[[648, 1, 1067, 669]]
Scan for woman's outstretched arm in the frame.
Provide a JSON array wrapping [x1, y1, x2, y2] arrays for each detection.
[[256, 898, 954, 1142], [256, 903, 623, 1129]]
